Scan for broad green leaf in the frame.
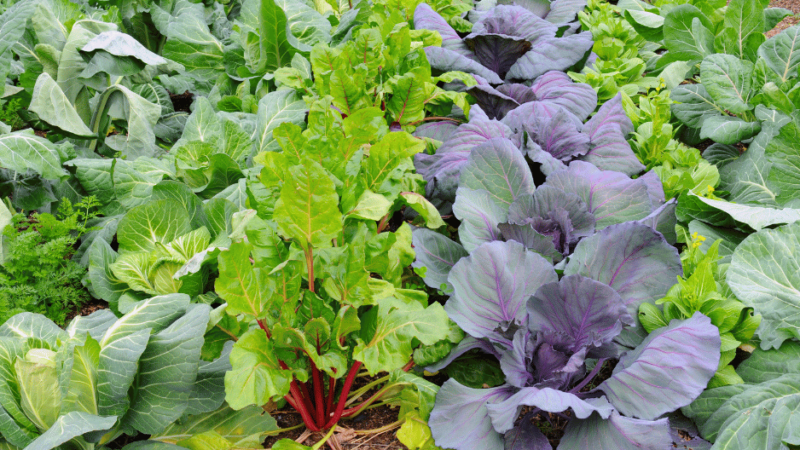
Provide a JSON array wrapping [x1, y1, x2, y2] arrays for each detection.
[[765, 8, 793, 31], [0, 314, 66, 347], [113, 159, 164, 210], [663, 5, 714, 61], [720, 0, 766, 61], [66, 159, 116, 205], [387, 68, 428, 127], [0, 1, 37, 75], [759, 26, 800, 82], [700, 116, 761, 145], [458, 137, 534, 208], [97, 294, 190, 418], [701, 375, 800, 447], [175, 97, 222, 148], [62, 336, 100, 415], [765, 111, 800, 206], [151, 404, 278, 448], [346, 189, 392, 221], [25, 412, 117, 450], [116, 199, 193, 253], [16, 353, 61, 431], [95, 85, 163, 159], [29, 73, 94, 138], [0, 131, 69, 180], [255, 90, 307, 153], [160, 8, 224, 93], [109, 251, 157, 295], [259, 0, 307, 72], [57, 20, 118, 104], [624, 9, 664, 42], [275, 0, 331, 48], [671, 84, 726, 129], [274, 159, 342, 249], [321, 243, 371, 307], [700, 54, 754, 115], [215, 242, 272, 319], [123, 305, 210, 434], [737, 342, 800, 384], [363, 132, 425, 197], [400, 192, 445, 229], [224, 329, 295, 409], [354, 300, 450, 375], [728, 221, 800, 349]]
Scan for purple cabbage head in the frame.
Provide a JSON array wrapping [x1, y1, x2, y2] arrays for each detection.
[[414, 4, 594, 85]]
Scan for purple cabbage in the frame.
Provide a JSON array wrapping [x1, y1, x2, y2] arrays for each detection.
[[414, 4, 593, 86]]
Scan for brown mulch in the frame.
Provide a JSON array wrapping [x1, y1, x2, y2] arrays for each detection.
[[64, 299, 109, 323], [768, 0, 800, 37]]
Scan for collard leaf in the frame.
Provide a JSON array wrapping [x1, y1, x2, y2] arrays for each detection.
[[681, 193, 800, 231], [720, 0, 766, 61], [737, 342, 800, 383], [151, 404, 278, 448], [759, 25, 800, 82], [728, 221, 800, 349], [671, 84, 726, 129], [663, 5, 714, 61], [700, 116, 761, 145], [116, 199, 193, 254], [700, 54, 754, 115], [225, 329, 295, 409], [0, 132, 69, 181], [447, 240, 557, 345], [256, 90, 307, 153], [598, 313, 720, 420]]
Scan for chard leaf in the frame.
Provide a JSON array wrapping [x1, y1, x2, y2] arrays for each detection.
[[25, 412, 117, 450], [598, 313, 720, 420], [728, 221, 800, 349], [224, 329, 296, 409], [354, 300, 450, 374], [273, 159, 342, 250]]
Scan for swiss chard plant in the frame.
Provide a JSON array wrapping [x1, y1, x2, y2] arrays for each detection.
[[0, 294, 276, 450]]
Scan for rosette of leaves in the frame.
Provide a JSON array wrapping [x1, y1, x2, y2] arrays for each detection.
[[415, 89, 658, 211], [619, 0, 791, 78], [675, 112, 800, 237], [684, 339, 800, 450], [415, 3, 594, 87], [422, 238, 720, 449], [670, 25, 800, 147], [639, 238, 761, 388], [0, 295, 276, 450], [215, 88, 457, 433]]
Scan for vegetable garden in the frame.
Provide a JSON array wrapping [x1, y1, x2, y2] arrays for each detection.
[[0, 0, 797, 448]]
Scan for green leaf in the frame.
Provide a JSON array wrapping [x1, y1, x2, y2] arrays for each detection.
[[62, 336, 101, 415], [122, 305, 209, 434], [759, 26, 800, 82], [700, 54, 754, 115], [387, 68, 428, 127], [663, 5, 715, 61], [363, 132, 425, 197], [321, 243, 371, 307], [699, 116, 761, 144], [255, 90, 307, 153], [624, 9, 664, 42], [116, 199, 193, 254], [682, 384, 748, 430], [400, 192, 445, 229], [346, 189, 392, 221], [0, 131, 69, 180], [29, 73, 94, 138], [215, 242, 273, 320], [701, 375, 800, 447], [765, 118, 800, 206], [160, 8, 224, 93], [737, 342, 800, 384], [25, 412, 117, 450], [728, 221, 800, 349], [680, 193, 800, 231], [224, 329, 295, 409], [720, 0, 766, 61], [94, 85, 163, 159], [259, 0, 307, 72], [354, 300, 450, 375], [15, 352, 60, 431], [274, 159, 342, 250], [151, 404, 278, 449]]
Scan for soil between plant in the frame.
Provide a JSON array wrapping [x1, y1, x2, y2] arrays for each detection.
[[768, 0, 800, 37]]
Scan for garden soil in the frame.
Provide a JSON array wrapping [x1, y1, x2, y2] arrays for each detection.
[[769, 0, 800, 36]]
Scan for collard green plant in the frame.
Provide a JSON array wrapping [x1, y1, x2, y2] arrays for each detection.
[[0, 294, 275, 450]]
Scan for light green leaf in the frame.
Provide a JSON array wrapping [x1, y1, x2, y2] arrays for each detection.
[[686, 193, 800, 231], [346, 189, 392, 221], [57, 20, 118, 104], [759, 26, 800, 82], [29, 73, 94, 138], [259, 0, 306, 72], [95, 85, 162, 159], [663, 5, 714, 61], [728, 221, 800, 349], [0, 131, 69, 180], [624, 9, 664, 42], [151, 404, 278, 448], [117, 199, 193, 253], [354, 300, 450, 375], [224, 329, 295, 409], [63, 336, 100, 415], [274, 159, 342, 249], [737, 342, 800, 384], [400, 192, 445, 229], [16, 352, 61, 431], [720, 0, 766, 61], [255, 90, 307, 153], [215, 242, 272, 319], [25, 412, 117, 450]]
